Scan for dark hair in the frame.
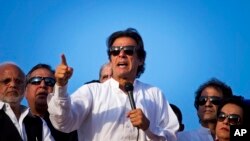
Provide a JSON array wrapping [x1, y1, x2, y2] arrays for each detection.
[[194, 78, 233, 110], [106, 28, 146, 78], [84, 79, 100, 84], [26, 63, 55, 84], [217, 95, 249, 126], [170, 104, 185, 131]]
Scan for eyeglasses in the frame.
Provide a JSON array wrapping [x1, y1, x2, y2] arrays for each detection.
[[0, 78, 24, 86], [198, 96, 222, 106], [218, 112, 241, 125], [109, 46, 136, 56], [27, 77, 56, 87]]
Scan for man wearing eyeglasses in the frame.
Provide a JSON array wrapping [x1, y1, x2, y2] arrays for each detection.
[[0, 62, 54, 141], [25, 63, 78, 141], [47, 28, 179, 141], [177, 78, 233, 141]]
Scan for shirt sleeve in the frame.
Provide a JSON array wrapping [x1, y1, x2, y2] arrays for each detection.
[[144, 89, 179, 141], [47, 84, 92, 133]]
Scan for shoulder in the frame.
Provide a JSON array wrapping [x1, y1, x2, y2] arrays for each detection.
[[135, 80, 163, 93], [177, 128, 212, 141]]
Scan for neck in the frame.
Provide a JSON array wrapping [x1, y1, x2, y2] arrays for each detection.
[[10, 103, 21, 120]]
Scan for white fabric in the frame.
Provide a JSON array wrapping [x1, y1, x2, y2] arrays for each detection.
[[0, 101, 54, 141], [177, 126, 214, 141], [48, 78, 179, 141]]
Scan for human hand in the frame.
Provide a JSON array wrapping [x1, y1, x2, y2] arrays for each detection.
[[55, 54, 73, 86], [127, 108, 150, 131]]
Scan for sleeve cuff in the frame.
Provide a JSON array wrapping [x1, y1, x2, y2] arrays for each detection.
[[54, 83, 68, 98]]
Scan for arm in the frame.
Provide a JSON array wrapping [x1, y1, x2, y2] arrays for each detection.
[[47, 84, 92, 133], [47, 54, 91, 132], [128, 86, 179, 141], [145, 100, 179, 141]]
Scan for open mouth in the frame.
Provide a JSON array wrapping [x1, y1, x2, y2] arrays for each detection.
[[117, 62, 128, 68]]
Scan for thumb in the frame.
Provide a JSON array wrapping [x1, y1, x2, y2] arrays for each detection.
[[61, 54, 68, 66]]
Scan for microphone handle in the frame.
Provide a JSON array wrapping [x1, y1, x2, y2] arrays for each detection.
[[128, 91, 136, 109]]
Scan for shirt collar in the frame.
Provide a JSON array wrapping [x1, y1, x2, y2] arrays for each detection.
[[0, 100, 29, 115], [109, 78, 139, 89], [0, 101, 5, 110]]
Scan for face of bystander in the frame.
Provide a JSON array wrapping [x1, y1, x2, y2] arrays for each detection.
[[215, 103, 243, 141], [25, 68, 55, 116], [0, 63, 25, 105], [198, 87, 223, 124]]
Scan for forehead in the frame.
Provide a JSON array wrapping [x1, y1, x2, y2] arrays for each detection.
[[102, 66, 111, 73], [0, 64, 24, 78], [221, 103, 243, 117], [29, 68, 54, 77], [201, 86, 223, 97], [112, 37, 137, 46]]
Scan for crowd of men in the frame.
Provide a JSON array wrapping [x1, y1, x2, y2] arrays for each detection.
[[1, 28, 249, 141]]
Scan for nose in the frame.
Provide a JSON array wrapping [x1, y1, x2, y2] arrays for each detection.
[[8, 79, 22, 88], [205, 98, 212, 106], [39, 80, 47, 87], [8, 79, 16, 87], [118, 49, 126, 57], [222, 117, 229, 125]]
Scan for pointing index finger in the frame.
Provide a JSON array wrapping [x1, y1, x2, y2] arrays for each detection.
[[61, 54, 68, 66]]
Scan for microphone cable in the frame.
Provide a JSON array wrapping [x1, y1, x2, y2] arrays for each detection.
[[136, 128, 139, 141]]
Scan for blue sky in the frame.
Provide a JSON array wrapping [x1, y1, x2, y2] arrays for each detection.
[[1, 0, 249, 131]]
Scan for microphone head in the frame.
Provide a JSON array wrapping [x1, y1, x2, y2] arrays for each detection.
[[125, 82, 134, 92]]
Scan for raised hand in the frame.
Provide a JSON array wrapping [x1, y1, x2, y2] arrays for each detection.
[[55, 54, 73, 86]]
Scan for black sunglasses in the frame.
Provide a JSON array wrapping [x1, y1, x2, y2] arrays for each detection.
[[218, 112, 241, 125], [109, 46, 136, 56], [27, 77, 56, 87], [198, 96, 222, 106]]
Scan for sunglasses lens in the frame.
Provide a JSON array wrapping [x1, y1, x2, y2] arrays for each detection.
[[218, 113, 226, 122], [198, 97, 207, 106], [123, 46, 134, 55], [110, 50, 120, 56], [44, 78, 56, 87], [228, 115, 240, 125], [210, 97, 222, 105], [29, 77, 42, 85]]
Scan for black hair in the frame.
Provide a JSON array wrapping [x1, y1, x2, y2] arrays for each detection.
[[194, 78, 233, 110], [170, 104, 185, 131], [217, 95, 249, 126], [106, 28, 146, 78], [26, 63, 55, 84]]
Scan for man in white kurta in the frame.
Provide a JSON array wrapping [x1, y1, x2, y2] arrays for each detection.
[[48, 28, 179, 141]]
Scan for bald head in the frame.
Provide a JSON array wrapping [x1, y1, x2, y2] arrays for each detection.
[[99, 62, 112, 83], [0, 62, 25, 104]]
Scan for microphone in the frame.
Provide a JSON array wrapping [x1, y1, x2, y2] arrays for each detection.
[[125, 82, 136, 110]]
